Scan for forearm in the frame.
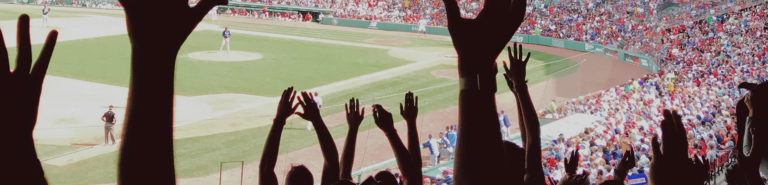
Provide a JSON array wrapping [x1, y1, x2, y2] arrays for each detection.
[[515, 84, 544, 183], [406, 120, 423, 175], [454, 61, 505, 185], [6, 135, 46, 184], [259, 119, 285, 180], [339, 126, 359, 180], [384, 131, 415, 183], [513, 89, 527, 144], [311, 119, 340, 184], [118, 48, 177, 184]]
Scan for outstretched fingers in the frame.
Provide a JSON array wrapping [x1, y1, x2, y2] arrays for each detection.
[[31, 30, 58, 82], [441, 0, 462, 25], [15, 14, 32, 75]]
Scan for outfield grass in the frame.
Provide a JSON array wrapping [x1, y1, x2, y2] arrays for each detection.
[[35, 144, 85, 160], [41, 51, 577, 184], [210, 19, 454, 48], [6, 30, 411, 96]]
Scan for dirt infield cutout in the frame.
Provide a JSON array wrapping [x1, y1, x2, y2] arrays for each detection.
[[187, 50, 264, 62]]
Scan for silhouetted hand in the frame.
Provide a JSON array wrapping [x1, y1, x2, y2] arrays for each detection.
[[373, 104, 395, 134], [651, 110, 708, 185], [296, 91, 323, 123], [275, 87, 298, 121], [503, 43, 531, 89], [400, 91, 418, 123], [564, 151, 579, 175], [613, 148, 636, 181], [0, 14, 58, 185], [119, 0, 226, 53], [345, 97, 364, 128], [442, 0, 527, 75]]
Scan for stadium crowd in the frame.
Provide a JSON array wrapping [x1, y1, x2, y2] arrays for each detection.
[[3, 0, 768, 184]]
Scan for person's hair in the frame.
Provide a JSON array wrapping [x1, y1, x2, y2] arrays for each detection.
[[374, 170, 398, 185], [502, 141, 525, 184], [285, 165, 313, 185], [558, 174, 590, 185]]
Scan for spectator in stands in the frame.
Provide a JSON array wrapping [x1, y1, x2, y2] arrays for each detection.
[[0, 14, 59, 185], [373, 92, 423, 185]]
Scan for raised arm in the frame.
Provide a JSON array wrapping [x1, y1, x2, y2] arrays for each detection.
[[116, 0, 226, 183], [400, 92, 423, 185], [296, 91, 339, 185], [0, 14, 58, 185], [340, 98, 364, 181], [259, 87, 297, 185], [503, 44, 544, 185], [650, 110, 709, 185], [612, 148, 636, 182], [440, 0, 527, 183], [373, 104, 415, 185]]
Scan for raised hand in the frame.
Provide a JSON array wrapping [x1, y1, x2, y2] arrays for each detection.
[[400, 91, 418, 123], [345, 97, 365, 128], [564, 151, 579, 176], [0, 14, 58, 185], [373, 104, 395, 134], [275, 87, 298, 121], [118, 0, 227, 183], [401, 92, 424, 185], [296, 91, 322, 123], [503, 43, 531, 89], [613, 148, 636, 181], [119, 0, 226, 53], [260, 87, 298, 185], [650, 110, 708, 185], [442, 0, 527, 75], [340, 97, 364, 180]]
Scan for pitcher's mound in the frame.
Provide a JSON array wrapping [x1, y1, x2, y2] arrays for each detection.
[[187, 51, 263, 62]]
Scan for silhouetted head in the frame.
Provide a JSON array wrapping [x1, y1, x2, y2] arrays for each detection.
[[285, 165, 313, 185], [374, 170, 397, 185], [502, 141, 525, 185], [360, 176, 377, 185], [336, 179, 356, 185]]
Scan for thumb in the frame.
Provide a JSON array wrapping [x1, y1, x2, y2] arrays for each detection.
[[193, 0, 228, 20]]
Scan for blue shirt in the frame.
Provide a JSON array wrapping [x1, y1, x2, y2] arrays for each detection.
[[446, 131, 457, 148], [222, 30, 231, 38]]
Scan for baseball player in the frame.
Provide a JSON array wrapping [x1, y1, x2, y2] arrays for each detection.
[[42, 5, 50, 27], [219, 27, 231, 54], [101, 105, 117, 145], [417, 18, 428, 36]]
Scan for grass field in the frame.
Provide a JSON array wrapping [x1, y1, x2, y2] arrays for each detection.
[[0, 4, 579, 184]]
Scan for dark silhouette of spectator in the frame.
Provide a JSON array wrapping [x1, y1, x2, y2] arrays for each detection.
[[373, 100, 420, 185], [296, 91, 341, 185], [441, 0, 528, 181], [0, 14, 58, 185], [115, 0, 227, 183], [649, 110, 709, 185], [728, 82, 768, 185], [259, 87, 299, 185], [340, 97, 365, 181], [401, 92, 423, 185], [502, 43, 546, 185]]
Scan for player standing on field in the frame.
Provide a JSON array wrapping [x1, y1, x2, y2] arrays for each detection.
[[102, 105, 117, 145], [417, 18, 428, 37], [42, 5, 50, 27], [219, 27, 231, 54]]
